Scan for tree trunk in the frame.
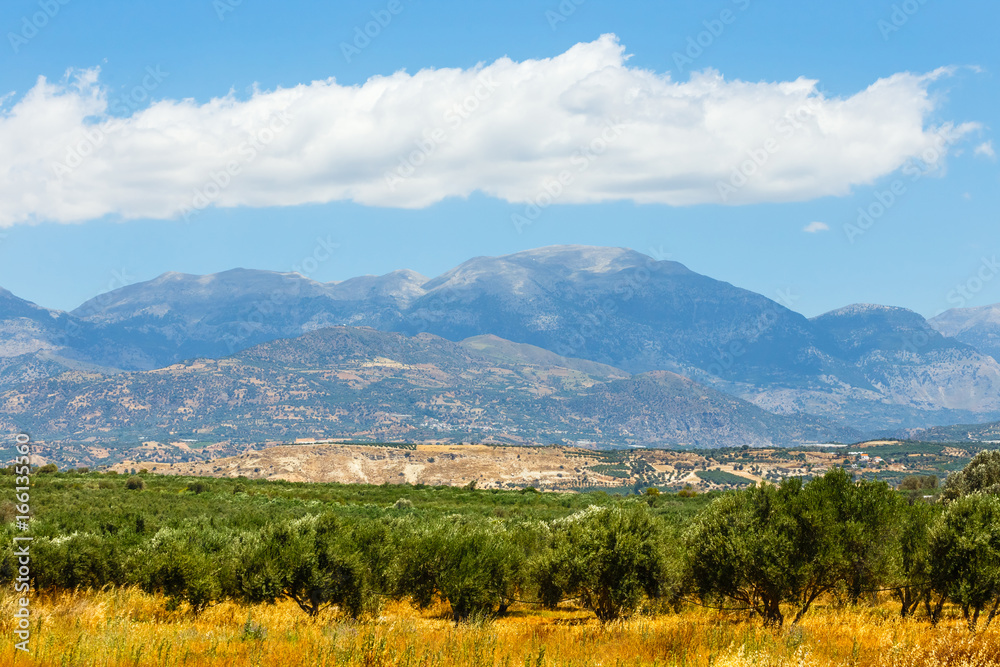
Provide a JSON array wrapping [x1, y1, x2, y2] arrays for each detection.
[[288, 591, 322, 616], [895, 588, 907, 618], [983, 598, 1000, 630], [895, 588, 919, 619], [927, 594, 946, 626], [793, 589, 823, 625], [968, 606, 981, 634], [762, 596, 784, 627]]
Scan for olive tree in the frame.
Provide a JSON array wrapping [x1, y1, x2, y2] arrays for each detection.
[[687, 479, 803, 626], [941, 450, 1000, 502], [537, 501, 670, 622], [140, 527, 228, 613], [891, 500, 940, 619], [235, 514, 378, 618], [686, 470, 903, 627], [396, 517, 526, 623], [928, 493, 1000, 632], [802, 471, 904, 605]]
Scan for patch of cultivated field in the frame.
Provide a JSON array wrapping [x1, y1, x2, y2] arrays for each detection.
[[112, 439, 957, 491]]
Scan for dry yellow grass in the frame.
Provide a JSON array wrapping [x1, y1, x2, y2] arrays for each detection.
[[0, 589, 998, 666]]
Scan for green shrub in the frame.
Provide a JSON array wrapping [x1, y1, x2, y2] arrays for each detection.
[[677, 484, 696, 498], [942, 451, 1000, 502], [686, 470, 903, 627], [928, 493, 1000, 631], [899, 475, 939, 491], [396, 518, 526, 622], [32, 534, 126, 590], [234, 515, 381, 619], [537, 502, 671, 622], [140, 530, 224, 613], [0, 501, 17, 523], [124, 476, 145, 491]]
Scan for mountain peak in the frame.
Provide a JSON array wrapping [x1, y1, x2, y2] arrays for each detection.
[[931, 303, 1000, 335], [73, 267, 329, 321], [817, 303, 917, 318], [422, 245, 688, 294], [328, 269, 428, 301], [929, 303, 1000, 362], [504, 245, 653, 273], [812, 303, 930, 331], [151, 267, 314, 284]]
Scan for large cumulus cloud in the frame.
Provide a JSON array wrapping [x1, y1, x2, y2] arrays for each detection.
[[0, 34, 979, 226]]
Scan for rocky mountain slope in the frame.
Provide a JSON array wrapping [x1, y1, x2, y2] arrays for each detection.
[[4, 245, 1000, 434], [801, 304, 1000, 425], [0, 288, 125, 387], [0, 327, 857, 460], [930, 304, 1000, 363]]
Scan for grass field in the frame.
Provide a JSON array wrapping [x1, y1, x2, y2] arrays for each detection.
[[6, 469, 997, 666], [1, 589, 997, 667]]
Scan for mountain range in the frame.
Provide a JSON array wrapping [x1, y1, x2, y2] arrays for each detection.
[[0, 327, 859, 461], [4, 245, 1000, 458]]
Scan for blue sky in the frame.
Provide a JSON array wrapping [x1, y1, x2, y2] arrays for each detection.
[[0, 0, 997, 318]]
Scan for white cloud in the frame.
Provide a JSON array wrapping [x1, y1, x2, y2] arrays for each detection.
[[0, 34, 982, 226], [975, 141, 995, 158], [803, 221, 829, 233]]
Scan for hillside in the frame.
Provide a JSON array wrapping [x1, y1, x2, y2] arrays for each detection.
[[0, 327, 857, 466], [906, 419, 1000, 443], [809, 304, 1000, 413]]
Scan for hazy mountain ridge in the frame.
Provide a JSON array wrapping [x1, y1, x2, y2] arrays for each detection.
[[0, 287, 78, 358], [401, 247, 830, 384], [808, 304, 1000, 413], [0, 288, 132, 386], [930, 304, 1000, 363], [4, 245, 1000, 435], [907, 419, 1000, 443]]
